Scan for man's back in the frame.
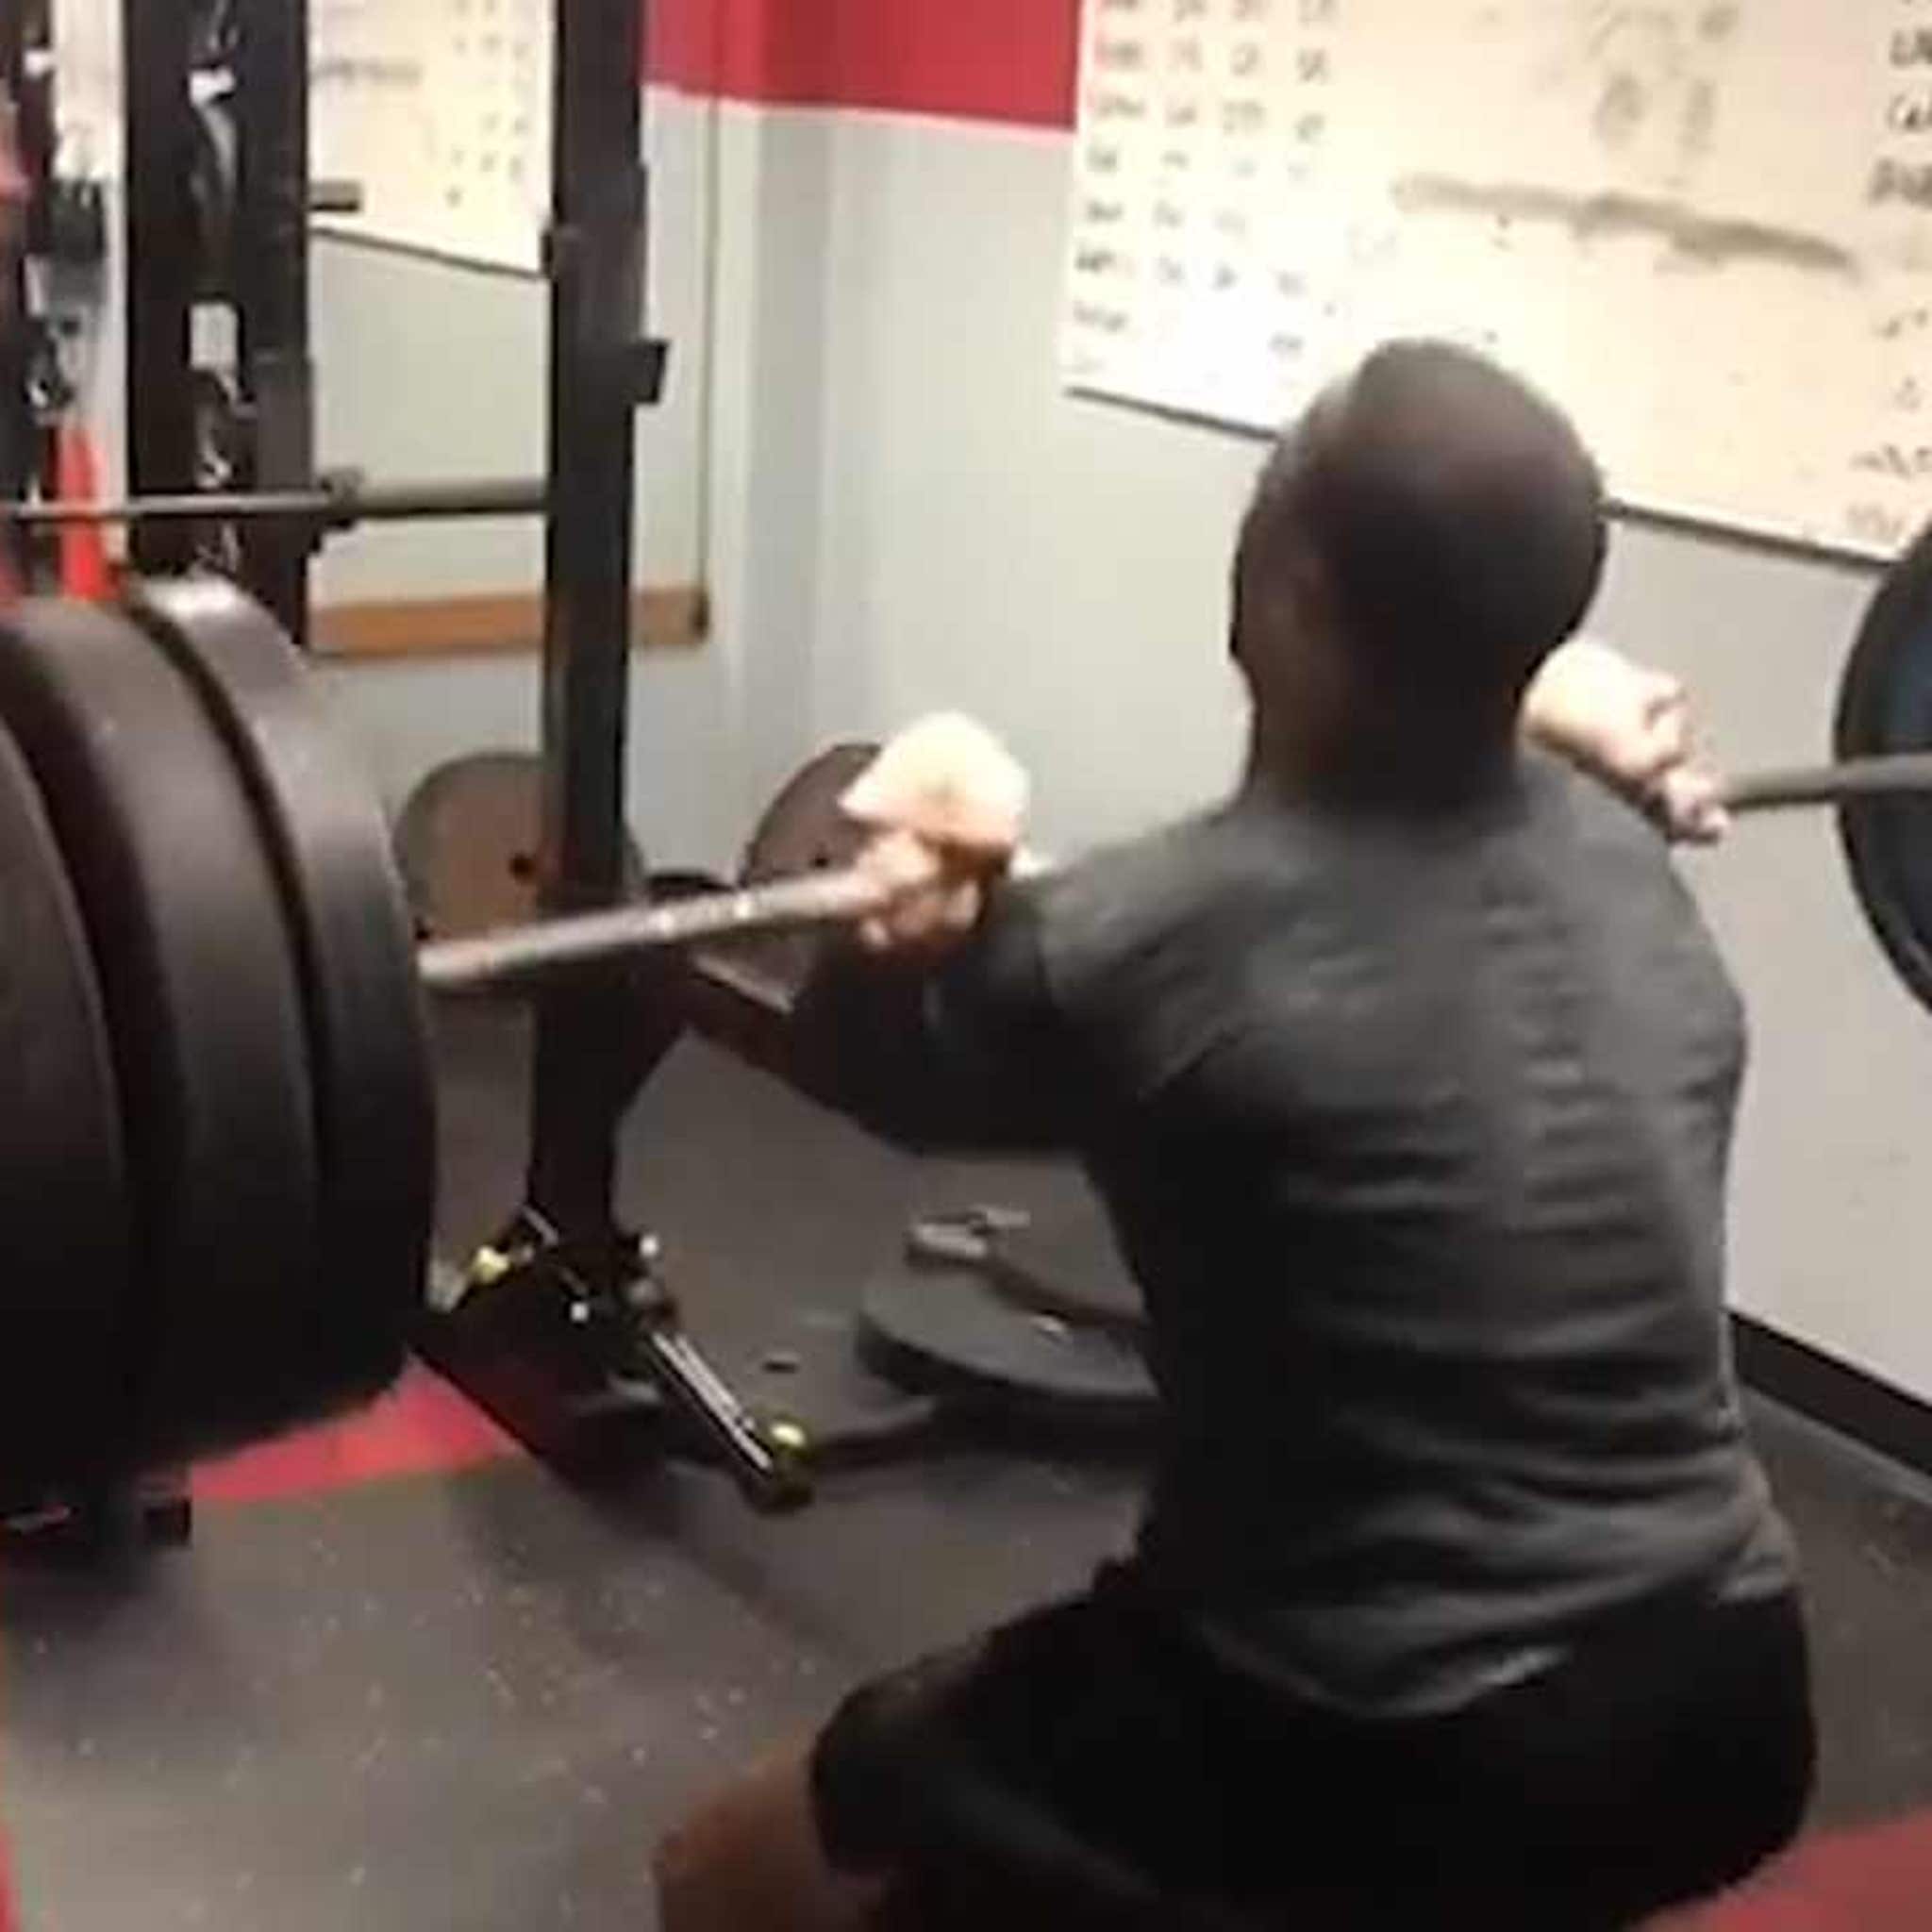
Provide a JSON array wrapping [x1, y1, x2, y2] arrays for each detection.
[[1012, 754, 1792, 1714], [661, 348, 1813, 1931]]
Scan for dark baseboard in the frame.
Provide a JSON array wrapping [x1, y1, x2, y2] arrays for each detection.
[[1733, 1314, 1932, 1484]]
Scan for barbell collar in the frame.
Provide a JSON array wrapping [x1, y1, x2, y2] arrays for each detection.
[[310, 180, 365, 218]]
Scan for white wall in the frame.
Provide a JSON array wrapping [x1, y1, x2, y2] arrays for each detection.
[[693, 105, 840, 845], [1592, 535, 1932, 1402], [781, 108, 1932, 1404], [308, 87, 751, 870], [812, 113, 1252, 855]]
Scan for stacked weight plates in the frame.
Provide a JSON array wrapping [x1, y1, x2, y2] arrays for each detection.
[[0, 584, 432, 1494], [0, 681, 129, 1491]]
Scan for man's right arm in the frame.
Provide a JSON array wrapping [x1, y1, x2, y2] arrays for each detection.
[[773, 714, 1097, 1153], [789, 883, 1092, 1156]]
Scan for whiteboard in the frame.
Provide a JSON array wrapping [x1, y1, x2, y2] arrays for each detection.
[[313, 0, 553, 275], [1061, 0, 1932, 559], [48, 0, 122, 177], [47, 0, 553, 273]]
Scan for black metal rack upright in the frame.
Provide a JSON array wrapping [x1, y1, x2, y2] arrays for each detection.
[[123, 0, 312, 634], [1, 7, 39, 580], [419, 0, 809, 1513], [121, 0, 199, 577], [527, 0, 651, 1241], [231, 0, 313, 643]]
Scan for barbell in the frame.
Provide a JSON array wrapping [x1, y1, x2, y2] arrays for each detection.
[[410, 749, 1932, 995], [3, 525, 1932, 1499]]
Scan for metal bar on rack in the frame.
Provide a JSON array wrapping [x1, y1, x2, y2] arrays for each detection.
[[1, 475, 550, 528]]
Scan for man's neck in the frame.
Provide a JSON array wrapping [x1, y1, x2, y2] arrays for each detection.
[[1242, 710, 1520, 816]]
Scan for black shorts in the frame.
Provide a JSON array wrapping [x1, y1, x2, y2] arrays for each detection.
[[811, 1566, 1815, 1931]]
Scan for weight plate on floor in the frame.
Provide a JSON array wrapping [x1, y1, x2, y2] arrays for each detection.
[[0, 600, 322, 1470], [985, 1197, 1146, 1341], [0, 713, 132, 1490], [395, 751, 647, 944], [128, 578, 434, 1409], [1836, 522, 1932, 1018], [859, 1259, 1157, 1424], [741, 741, 880, 882], [733, 742, 879, 988]]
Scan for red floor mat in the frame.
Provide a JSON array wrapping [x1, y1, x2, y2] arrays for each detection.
[[0, 1809, 1928, 1927], [192, 1364, 517, 1507], [4, 1372, 1930, 1926], [1666, 1810, 1932, 1927]]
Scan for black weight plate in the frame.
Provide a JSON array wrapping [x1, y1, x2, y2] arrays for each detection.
[[1836, 522, 1932, 1018], [741, 742, 881, 882], [128, 578, 434, 1409], [0, 715, 132, 1490], [986, 1196, 1147, 1340], [395, 751, 647, 942], [733, 742, 879, 988], [0, 600, 322, 1468], [859, 1260, 1157, 1424]]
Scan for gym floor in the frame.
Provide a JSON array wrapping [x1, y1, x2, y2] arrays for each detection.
[[3, 1013, 1932, 1929]]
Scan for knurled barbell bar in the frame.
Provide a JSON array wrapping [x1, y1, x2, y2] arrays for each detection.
[[4, 523, 1932, 1499], [409, 748, 1932, 995]]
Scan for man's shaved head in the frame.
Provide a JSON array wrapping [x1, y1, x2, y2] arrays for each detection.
[[1235, 341, 1607, 796]]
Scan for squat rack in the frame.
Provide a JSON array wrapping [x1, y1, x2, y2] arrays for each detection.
[[8, 0, 804, 1540], [408, 0, 806, 1509]]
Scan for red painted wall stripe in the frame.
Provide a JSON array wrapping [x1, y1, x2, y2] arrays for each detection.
[[647, 0, 1080, 130]]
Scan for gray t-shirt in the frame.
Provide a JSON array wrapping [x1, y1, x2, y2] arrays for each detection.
[[795, 752, 1794, 1717]]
